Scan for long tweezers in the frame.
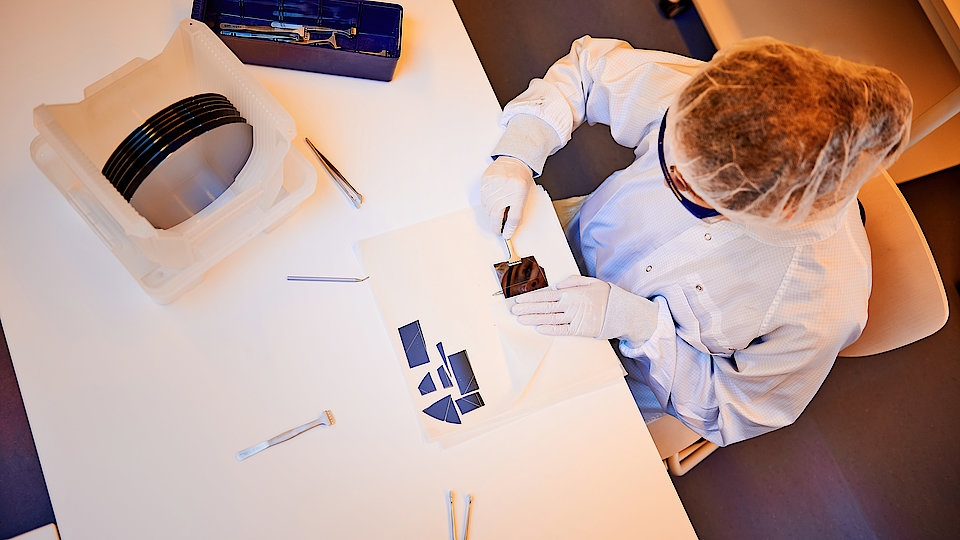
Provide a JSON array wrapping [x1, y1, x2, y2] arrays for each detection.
[[236, 410, 336, 461], [287, 275, 369, 283], [305, 138, 364, 208]]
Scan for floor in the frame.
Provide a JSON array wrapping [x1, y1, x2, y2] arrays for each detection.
[[2, 1, 958, 538]]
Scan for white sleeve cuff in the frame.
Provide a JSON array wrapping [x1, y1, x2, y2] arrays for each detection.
[[490, 114, 562, 177], [618, 295, 678, 409], [618, 295, 673, 355], [600, 283, 660, 343]]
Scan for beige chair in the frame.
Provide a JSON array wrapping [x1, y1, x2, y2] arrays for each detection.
[[647, 413, 720, 476], [837, 172, 949, 356], [650, 171, 950, 475]]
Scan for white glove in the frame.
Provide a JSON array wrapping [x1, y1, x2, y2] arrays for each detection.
[[480, 156, 534, 239], [511, 275, 660, 343]]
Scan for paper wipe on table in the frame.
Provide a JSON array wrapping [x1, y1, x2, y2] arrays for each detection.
[[357, 187, 592, 445]]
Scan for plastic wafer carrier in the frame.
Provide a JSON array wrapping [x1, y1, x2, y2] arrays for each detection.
[[31, 19, 317, 304]]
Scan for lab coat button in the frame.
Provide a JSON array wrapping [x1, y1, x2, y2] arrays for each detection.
[[645, 265, 653, 272], [704, 233, 712, 241], [695, 284, 703, 291]]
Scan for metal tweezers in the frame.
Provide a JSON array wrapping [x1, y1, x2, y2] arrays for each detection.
[[236, 410, 336, 461], [271, 21, 357, 37], [287, 275, 369, 282], [219, 23, 344, 48], [219, 22, 356, 38], [305, 138, 364, 208]]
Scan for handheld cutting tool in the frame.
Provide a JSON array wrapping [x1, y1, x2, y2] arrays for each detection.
[[492, 208, 548, 298]]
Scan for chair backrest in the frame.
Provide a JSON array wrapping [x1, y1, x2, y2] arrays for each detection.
[[839, 172, 949, 357]]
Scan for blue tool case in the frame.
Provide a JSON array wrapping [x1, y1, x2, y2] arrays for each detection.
[[191, 0, 402, 81]]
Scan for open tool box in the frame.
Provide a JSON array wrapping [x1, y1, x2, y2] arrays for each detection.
[[31, 19, 317, 304], [192, 0, 403, 81]]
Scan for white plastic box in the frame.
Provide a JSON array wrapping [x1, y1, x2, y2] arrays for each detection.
[[31, 19, 316, 304]]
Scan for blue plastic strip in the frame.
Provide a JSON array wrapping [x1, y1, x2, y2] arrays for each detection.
[[437, 366, 453, 389], [455, 393, 484, 415], [423, 395, 461, 424], [448, 350, 479, 394], [418, 373, 436, 395], [398, 321, 430, 368]]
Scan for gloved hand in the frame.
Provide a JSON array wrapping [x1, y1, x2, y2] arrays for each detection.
[[511, 275, 660, 343], [480, 156, 534, 239]]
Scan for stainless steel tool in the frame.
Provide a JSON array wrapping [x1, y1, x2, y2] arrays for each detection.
[[300, 32, 339, 47], [286, 276, 369, 283], [499, 208, 522, 266], [502, 236, 522, 266], [235, 410, 336, 461], [305, 137, 363, 208], [219, 22, 305, 39], [219, 23, 341, 48], [492, 207, 548, 298], [271, 21, 357, 37]]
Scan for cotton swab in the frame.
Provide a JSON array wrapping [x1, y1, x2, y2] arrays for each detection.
[[448, 491, 458, 540], [462, 494, 473, 540]]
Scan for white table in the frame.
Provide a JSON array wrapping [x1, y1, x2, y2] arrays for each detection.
[[0, 1, 696, 538]]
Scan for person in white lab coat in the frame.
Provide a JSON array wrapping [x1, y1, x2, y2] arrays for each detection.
[[481, 36, 913, 446]]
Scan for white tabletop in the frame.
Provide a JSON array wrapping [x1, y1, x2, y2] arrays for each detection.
[[0, 1, 696, 538]]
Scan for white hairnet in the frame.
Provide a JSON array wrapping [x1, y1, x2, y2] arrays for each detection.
[[668, 37, 913, 230]]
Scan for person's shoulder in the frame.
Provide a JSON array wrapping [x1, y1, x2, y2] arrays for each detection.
[[622, 47, 705, 75], [574, 36, 704, 71], [781, 218, 871, 313], [803, 205, 871, 272]]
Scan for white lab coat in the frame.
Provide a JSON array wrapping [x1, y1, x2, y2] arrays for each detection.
[[491, 36, 871, 446]]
